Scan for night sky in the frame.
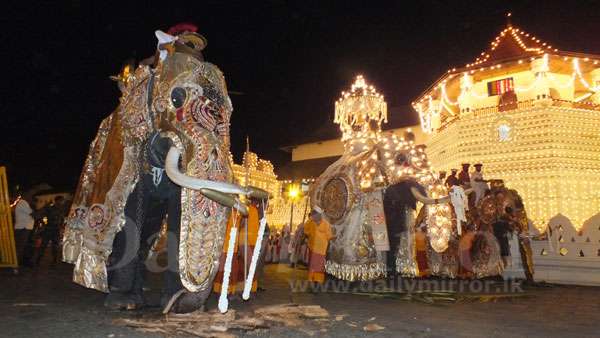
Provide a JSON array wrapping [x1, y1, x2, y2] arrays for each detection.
[[3, 1, 600, 192]]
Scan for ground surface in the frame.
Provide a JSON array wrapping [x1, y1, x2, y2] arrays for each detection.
[[1, 260, 599, 338]]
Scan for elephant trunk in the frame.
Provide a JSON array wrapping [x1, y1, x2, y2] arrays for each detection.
[[163, 141, 271, 297]]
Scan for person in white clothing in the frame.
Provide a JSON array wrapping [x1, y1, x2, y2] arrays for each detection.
[[470, 163, 489, 206], [13, 195, 35, 267], [279, 224, 291, 263], [449, 185, 469, 236]]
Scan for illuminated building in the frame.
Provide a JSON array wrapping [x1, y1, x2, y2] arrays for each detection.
[[412, 18, 600, 285], [232, 151, 281, 200], [230, 151, 285, 227], [230, 151, 316, 228], [413, 20, 600, 233]]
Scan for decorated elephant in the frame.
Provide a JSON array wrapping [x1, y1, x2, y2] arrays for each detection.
[[472, 180, 534, 280], [310, 75, 466, 281], [62, 25, 267, 313], [310, 128, 458, 281]]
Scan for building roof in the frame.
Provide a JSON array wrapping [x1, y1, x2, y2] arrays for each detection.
[[413, 21, 600, 106], [465, 24, 557, 69], [275, 156, 339, 181]]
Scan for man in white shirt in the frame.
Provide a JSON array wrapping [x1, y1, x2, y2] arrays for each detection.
[[449, 185, 469, 236], [470, 163, 489, 206], [14, 195, 35, 267]]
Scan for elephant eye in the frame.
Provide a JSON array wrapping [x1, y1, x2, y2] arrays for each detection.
[[171, 87, 187, 109], [395, 153, 408, 165]]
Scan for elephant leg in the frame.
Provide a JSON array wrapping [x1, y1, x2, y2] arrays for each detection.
[[106, 176, 168, 310], [106, 199, 142, 310], [518, 239, 534, 282], [385, 210, 403, 275], [164, 267, 219, 314]]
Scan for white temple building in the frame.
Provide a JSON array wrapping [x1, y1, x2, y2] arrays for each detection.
[[413, 21, 600, 285]]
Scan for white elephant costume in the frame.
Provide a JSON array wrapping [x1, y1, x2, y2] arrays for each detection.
[[310, 76, 455, 281]]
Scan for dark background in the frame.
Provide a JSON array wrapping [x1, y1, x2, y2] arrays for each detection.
[[2, 0, 599, 192]]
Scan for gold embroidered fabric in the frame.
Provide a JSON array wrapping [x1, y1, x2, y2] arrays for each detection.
[[63, 66, 151, 291]]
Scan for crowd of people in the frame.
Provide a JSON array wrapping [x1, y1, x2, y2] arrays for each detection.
[[13, 194, 69, 269]]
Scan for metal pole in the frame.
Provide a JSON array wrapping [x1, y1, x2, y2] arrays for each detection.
[[289, 201, 294, 234], [290, 195, 309, 303], [300, 197, 309, 229], [244, 136, 250, 282]]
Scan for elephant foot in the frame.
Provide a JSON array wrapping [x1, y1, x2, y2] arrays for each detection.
[[104, 292, 144, 311], [162, 289, 206, 314]]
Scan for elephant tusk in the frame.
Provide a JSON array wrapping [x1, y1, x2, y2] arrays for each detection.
[[245, 186, 270, 200], [165, 146, 248, 195], [410, 186, 450, 204], [199, 189, 248, 216]]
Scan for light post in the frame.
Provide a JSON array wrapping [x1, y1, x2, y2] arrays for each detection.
[[287, 184, 300, 232]]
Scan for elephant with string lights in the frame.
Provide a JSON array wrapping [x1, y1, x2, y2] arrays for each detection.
[[310, 130, 461, 281], [62, 26, 268, 313]]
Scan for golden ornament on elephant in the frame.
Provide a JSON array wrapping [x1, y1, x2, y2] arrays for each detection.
[[320, 177, 349, 223]]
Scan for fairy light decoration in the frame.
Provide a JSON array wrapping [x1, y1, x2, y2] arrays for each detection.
[[334, 75, 388, 142]]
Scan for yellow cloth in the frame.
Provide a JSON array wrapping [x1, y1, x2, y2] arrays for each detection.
[[214, 207, 261, 294], [236, 204, 260, 293], [304, 219, 333, 256], [238, 205, 259, 247], [415, 230, 428, 251], [308, 271, 325, 283]]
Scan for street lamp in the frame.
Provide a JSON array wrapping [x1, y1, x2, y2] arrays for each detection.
[[287, 184, 300, 232], [288, 186, 299, 199]]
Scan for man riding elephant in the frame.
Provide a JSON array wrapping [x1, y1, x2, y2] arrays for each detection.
[[62, 24, 268, 313]]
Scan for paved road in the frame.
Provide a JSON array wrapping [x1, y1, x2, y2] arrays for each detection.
[[1, 261, 599, 337]]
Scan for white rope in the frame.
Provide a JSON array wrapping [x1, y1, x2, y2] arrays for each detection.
[[242, 201, 268, 300], [218, 211, 238, 313]]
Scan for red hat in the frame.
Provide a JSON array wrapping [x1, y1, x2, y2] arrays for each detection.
[[167, 22, 207, 52], [167, 23, 198, 35]]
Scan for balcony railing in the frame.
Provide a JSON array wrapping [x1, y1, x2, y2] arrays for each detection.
[[437, 99, 600, 131]]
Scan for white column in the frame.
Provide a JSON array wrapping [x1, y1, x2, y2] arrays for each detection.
[[429, 99, 442, 131], [458, 74, 474, 115], [590, 68, 600, 104], [531, 56, 551, 106]]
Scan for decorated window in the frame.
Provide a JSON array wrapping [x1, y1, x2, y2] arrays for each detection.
[[487, 77, 514, 96]]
